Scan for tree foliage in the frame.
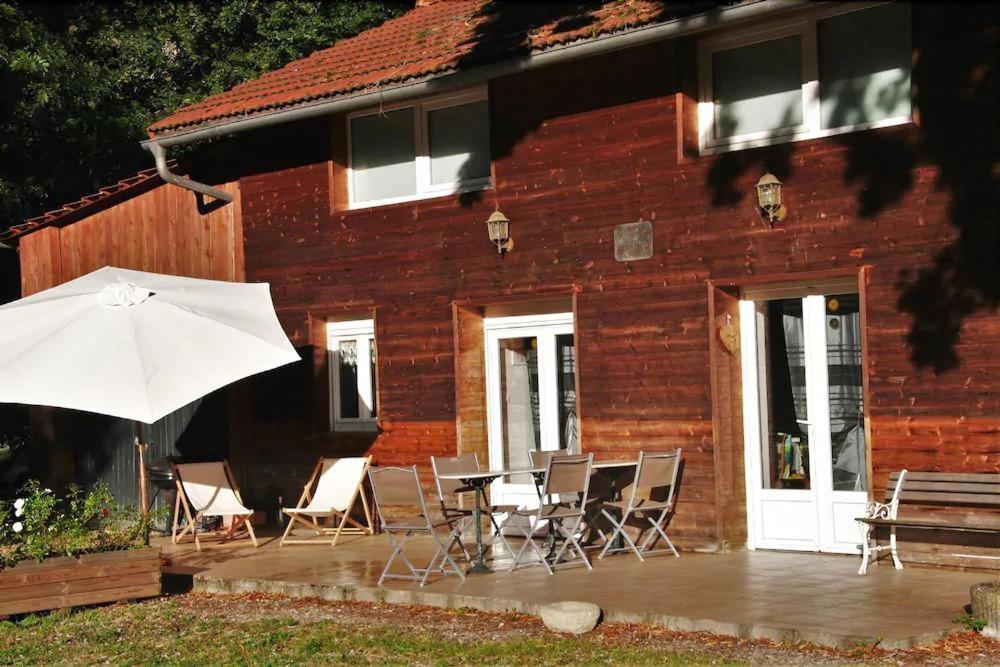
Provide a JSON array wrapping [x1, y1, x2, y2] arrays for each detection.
[[0, 0, 406, 229]]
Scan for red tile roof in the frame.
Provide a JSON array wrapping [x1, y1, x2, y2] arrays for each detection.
[[0, 163, 173, 244], [149, 1, 708, 138]]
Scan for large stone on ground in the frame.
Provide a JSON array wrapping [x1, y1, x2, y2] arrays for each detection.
[[971, 582, 1000, 639], [539, 601, 602, 635]]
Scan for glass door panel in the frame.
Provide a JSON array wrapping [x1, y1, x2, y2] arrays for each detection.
[[556, 334, 578, 452], [485, 314, 576, 510], [825, 294, 866, 492], [758, 299, 811, 490], [498, 336, 540, 485]]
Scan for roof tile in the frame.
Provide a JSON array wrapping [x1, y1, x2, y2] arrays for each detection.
[[149, 1, 703, 137]]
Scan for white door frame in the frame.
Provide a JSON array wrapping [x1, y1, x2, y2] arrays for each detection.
[[484, 312, 575, 509], [740, 291, 868, 554]]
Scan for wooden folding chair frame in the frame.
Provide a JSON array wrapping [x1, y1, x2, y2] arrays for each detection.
[[280, 455, 375, 546], [171, 460, 258, 551]]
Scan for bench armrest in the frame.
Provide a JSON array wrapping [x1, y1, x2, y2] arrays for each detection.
[[862, 500, 896, 520]]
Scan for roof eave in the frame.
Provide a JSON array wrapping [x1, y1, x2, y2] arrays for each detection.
[[144, 0, 805, 148]]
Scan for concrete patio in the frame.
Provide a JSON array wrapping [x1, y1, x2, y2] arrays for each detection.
[[157, 529, 989, 650]]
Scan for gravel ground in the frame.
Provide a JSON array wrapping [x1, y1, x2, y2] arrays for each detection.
[[160, 592, 1000, 666]]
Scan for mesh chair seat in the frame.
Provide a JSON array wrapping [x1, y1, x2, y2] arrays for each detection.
[[603, 498, 671, 512], [511, 503, 586, 520], [383, 514, 453, 530]]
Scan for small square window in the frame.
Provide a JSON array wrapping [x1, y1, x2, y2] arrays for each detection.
[[698, 5, 912, 154], [712, 35, 803, 139], [348, 89, 491, 208], [328, 319, 377, 432]]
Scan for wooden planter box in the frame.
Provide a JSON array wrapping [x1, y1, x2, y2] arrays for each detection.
[[0, 547, 161, 617]]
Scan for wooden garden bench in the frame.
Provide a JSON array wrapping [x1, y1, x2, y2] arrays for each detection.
[[857, 470, 1000, 574]]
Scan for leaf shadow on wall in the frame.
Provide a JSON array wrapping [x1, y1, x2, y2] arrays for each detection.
[[701, 6, 998, 373]]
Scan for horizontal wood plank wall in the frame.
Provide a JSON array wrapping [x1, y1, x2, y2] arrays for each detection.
[[236, 11, 997, 554]]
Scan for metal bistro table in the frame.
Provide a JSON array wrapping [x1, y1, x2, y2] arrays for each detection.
[[437, 459, 637, 574]]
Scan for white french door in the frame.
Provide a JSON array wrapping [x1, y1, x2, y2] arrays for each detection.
[[740, 288, 869, 554], [484, 312, 577, 510]]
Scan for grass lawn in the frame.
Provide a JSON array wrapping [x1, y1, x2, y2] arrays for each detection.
[[0, 593, 997, 666]]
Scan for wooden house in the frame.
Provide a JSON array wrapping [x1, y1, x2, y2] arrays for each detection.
[[10, 1, 998, 566]]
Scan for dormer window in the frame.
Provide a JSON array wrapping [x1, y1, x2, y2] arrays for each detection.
[[698, 3, 912, 154], [347, 88, 491, 208]]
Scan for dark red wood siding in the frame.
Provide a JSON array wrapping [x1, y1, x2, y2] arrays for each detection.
[[229, 7, 997, 551]]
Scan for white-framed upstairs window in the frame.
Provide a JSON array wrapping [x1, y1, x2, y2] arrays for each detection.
[[697, 2, 912, 154], [327, 319, 378, 432], [347, 87, 491, 208]]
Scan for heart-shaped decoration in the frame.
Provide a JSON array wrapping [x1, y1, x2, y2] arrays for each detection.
[[718, 316, 739, 355]]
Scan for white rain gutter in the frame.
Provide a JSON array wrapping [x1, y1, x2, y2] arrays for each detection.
[[141, 0, 805, 201]]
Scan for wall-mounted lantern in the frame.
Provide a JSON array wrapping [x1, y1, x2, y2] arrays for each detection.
[[755, 172, 786, 225], [485, 209, 513, 253]]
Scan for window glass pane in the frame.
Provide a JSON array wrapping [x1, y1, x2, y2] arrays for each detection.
[[825, 294, 867, 491], [338, 340, 359, 419], [758, 299, 810, 490], [368, 338, 377, 418], [499, 337, 539, 484], [556, 334, 577, 452], [428, 100, 490, 185], [350, 109, 416, 202], [713, 35, 803, 138], [819, 4, 911, 129]]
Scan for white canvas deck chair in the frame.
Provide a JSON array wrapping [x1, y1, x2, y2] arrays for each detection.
[[172, 461, 258, 551], [368, 465, 465, 587], [598, 449, 682, 561], [281, 456, 374, 546]]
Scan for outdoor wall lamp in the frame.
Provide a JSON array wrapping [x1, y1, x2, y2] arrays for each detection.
[[756, 172, 786, 225], [485, 209, 513, 253]]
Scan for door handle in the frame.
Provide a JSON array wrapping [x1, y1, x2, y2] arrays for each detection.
[[796, 419, 812, 426]]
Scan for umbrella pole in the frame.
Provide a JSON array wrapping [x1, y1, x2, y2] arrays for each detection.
[[134, 422, 149, 519]]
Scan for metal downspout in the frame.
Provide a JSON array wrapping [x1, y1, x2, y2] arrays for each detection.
[[144, 142, 233, 203]]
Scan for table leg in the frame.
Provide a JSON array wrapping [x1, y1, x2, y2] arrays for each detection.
[[468, 481, 492, 574]]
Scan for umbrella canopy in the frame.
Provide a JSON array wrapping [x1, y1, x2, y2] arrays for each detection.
[[0, 266, 299, 423]]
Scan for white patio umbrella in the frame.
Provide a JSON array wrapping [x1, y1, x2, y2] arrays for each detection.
[[0, 266, 300, 513]]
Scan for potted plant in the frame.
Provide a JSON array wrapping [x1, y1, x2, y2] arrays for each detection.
[[0, 481, 162, 618]]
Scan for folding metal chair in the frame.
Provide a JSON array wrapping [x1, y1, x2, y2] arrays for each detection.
[[280, 456, 374, 546], [500, 453, 594, 574], [368, 465, 466, 586], [430, 453, 516, 561], [599, 449, 682, 561]]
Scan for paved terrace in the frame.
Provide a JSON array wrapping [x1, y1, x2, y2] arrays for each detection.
[[158, 531, 986, 649]]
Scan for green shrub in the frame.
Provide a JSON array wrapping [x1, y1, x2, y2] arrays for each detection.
[[0, 480, 157, 569]]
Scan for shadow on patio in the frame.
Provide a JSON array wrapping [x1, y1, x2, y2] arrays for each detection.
[[157, 530, 986, 650]]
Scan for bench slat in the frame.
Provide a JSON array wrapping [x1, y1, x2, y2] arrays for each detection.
[[889, 472, 1000, 484], [859, 517, 1000, 533], [897, 491, 1000, 505], [897, 481, 1000, 494]]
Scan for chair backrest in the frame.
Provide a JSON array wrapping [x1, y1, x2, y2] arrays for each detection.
[[541, 453, 593, 504], [529, 450, 553, 469], [174, 461, 244, 513], [627, 449, 682, 509], [430, 453, 480, 503], [368, 466, 431, 524], [306, 457, 370, 512]]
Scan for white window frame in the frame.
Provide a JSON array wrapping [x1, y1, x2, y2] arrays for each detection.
[[697, 2, 912, 155], [327, 319, 378, 432], [346, 87, 492, 209]]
